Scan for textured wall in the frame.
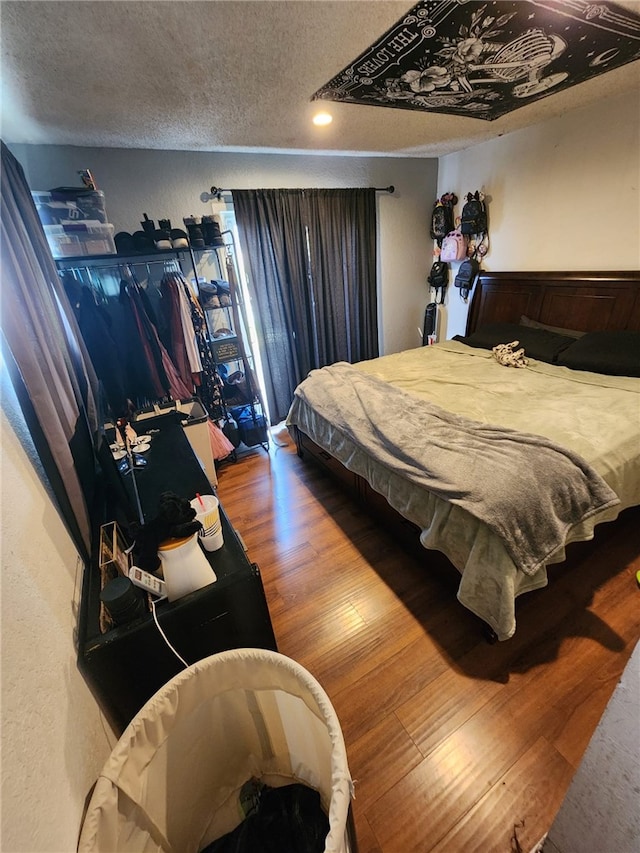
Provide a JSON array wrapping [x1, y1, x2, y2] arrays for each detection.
[[9, 146, 438, 356], [436, 89, 640, 339], [0, 376, 110, 852]]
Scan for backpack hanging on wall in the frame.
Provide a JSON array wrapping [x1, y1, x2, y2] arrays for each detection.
[[440, 229, 468, 263], [460, 191, 487, 236], [454, 258, 481, 299], [427, 260, 448, 304], [430, 193, 457, 245]]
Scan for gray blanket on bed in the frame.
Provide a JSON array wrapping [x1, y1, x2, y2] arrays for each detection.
[[289, 362, 620, 575]]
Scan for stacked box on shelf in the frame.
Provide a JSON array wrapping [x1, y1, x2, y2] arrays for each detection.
[[32, 189, 109, 224], [42, 223, 117, 258], [32, 188, 117, 257]]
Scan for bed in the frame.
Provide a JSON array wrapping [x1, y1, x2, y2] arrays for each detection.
[[286, 271, 640, 640]]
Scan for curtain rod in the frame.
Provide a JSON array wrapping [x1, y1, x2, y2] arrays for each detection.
[[206, 185, 395, 200]]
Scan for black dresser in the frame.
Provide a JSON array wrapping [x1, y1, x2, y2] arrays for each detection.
[[78, 415, 277, 735]]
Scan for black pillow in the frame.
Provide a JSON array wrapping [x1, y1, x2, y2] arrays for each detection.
[[520, 314, 585, 339], [457, 323, 575, 364], [556, 331, 640, 377]]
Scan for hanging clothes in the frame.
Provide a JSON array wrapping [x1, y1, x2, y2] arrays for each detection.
[[208, 417, 235, 460], [58, 263, 226, 423], [160, 269, 193, 388], [122, 277, 171, 398], [159, 268, 202, 389], [177, 281, 203, 375], [85, 279, 158, 407], [120, 269, 194, 402], [183, 279, 226, 420], [61, 272, 130, 417]]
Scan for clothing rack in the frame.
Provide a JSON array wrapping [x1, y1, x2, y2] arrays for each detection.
[[58, 256, 185, 273]]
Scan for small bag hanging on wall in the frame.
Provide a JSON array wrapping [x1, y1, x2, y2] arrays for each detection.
[[427, 260, 448, 304], [454, 257, 481, 299], [440, 229, 468, 262], [460, 191, 487, 236], [429, 192, 457, 245]]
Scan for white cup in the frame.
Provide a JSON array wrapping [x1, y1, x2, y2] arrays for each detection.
[[190, 495, 224, 552]]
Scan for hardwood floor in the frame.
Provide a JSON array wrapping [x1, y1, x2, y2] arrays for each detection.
[[216, 425, 640, 853]]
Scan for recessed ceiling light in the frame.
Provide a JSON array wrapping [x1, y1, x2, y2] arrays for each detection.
[[312, 112, 333, 126]]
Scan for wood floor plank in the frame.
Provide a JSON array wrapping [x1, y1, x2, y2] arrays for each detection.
[[365, 679, 568, 850], [367, 611, 638, 850], [430, 736, 574, 853], [274, 597, 367, 664], [304, 592, 472, 704], [330, 633, 459, 745], [396, 667, 504, 760], [216, 436, 640, 853], [348, 713, 424, 812], [550, 651, 636, 770], [352, 812, 383, 853]]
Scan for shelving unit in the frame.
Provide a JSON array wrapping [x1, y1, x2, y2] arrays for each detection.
[[194, 239, 268, 452], [54, 238, 269, 454]]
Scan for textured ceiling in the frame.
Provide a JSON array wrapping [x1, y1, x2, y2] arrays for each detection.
[[1, 0, 639, 158]]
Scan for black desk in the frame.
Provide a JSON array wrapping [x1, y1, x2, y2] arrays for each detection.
[[79, 416, 277, 735]]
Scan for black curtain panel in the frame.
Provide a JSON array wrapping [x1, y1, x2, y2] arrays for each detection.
[[232, 187, 378, 424], [305, 188, 378, 367], [0, 141, 100, 561], [232, 190, 311, 424]]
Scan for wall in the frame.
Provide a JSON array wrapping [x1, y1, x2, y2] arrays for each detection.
[[436, 89, 640, 339], [0, 374, 111, 852], [9, 146, 438, 356]]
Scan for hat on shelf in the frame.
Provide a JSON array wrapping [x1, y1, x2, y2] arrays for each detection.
[[132, 230, 155, 253], [115, 232, 135, 254]]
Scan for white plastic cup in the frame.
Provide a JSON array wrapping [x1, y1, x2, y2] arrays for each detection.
[[190, 495, 224, 552]]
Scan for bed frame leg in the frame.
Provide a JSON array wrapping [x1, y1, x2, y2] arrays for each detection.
[[483, 624, 499, 644]]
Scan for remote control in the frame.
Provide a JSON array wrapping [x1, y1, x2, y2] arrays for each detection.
[[129, 566, 166, 597]]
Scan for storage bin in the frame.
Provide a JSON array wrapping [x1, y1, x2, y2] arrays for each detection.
[[231, 404, 268, 448], [32, 188, 108, 224], [78, 649, 357, 853], [43, 222, 116, 258], [134, 397, 217, 487]]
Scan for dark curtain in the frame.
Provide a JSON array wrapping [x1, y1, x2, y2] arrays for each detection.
[[232, 188, 378, 423], [231, 190, 310, 424], [306, 189, 378, 366], [0, 141, 100, 561]]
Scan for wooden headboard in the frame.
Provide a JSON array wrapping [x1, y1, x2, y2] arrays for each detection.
[[467, 271, 640, 335]]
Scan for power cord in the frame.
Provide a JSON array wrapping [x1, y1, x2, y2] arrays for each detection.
[[150, 598, 189, 668]]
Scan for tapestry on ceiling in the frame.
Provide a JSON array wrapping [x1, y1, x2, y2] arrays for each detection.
[[312, 0, 640, 120]]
